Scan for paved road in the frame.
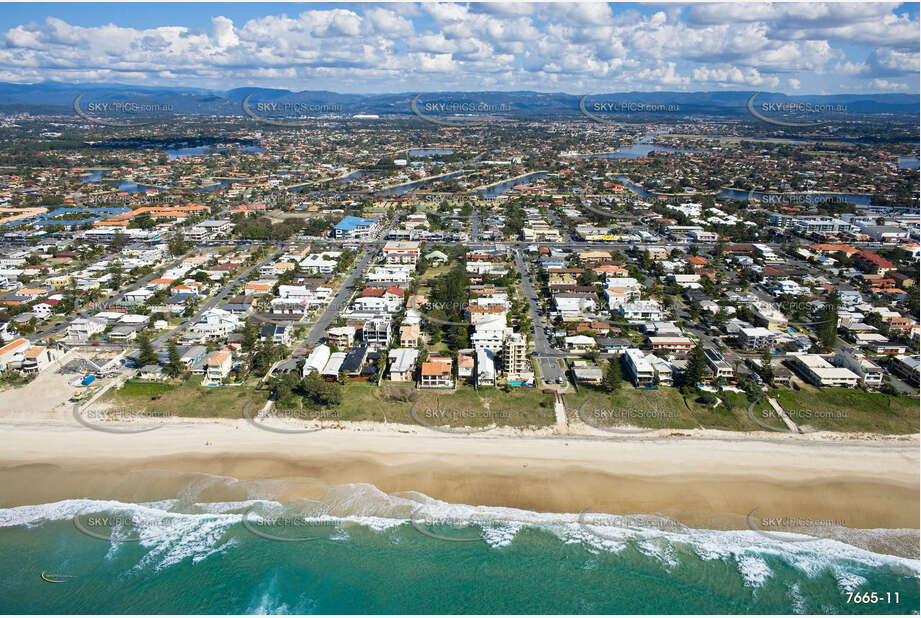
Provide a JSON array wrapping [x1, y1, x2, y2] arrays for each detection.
[[302, 212, 401, 346], [152, 247, 283, 348], [514, 248, 567, 386], [303, 246, 378, 346]]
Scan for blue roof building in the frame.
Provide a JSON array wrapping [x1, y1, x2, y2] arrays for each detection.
[[333, 216, 380, 239]]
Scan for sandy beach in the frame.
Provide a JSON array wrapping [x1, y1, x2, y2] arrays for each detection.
[[0, 414, 918, 539]]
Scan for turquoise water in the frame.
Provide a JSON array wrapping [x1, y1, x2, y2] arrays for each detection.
[[1, 482, 918, 614]]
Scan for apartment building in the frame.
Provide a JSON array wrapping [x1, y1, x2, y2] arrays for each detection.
[[789, 354, 860, 388], [738, 326, 777, 350], [834, 350, 884, 388], [333, 216, 379, 240], [362, 318, 392, 350], [502, 332, 529, 376], [326, 325, 355, 349], [382, 241, 421, 264]]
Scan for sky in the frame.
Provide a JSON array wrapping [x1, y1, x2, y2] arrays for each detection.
[[0, 2, 918, 94]]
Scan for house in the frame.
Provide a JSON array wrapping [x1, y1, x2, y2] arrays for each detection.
[[596, 337, 631, 354], [300, 253, 338, 274], [548, 268, 582, 285], [388, 347, 419, 382], [321, 352, 347, 381], [261, 323, 293, 346], [471, 316, 511, 354], [564, 335, 596, 352], [457, 349, 475, 381], [854, 251, 896, 275], [704, 348, 735, 381], [180, 345, 208, 372], [340, 345, 369, 378], [399, 322, 420, 348], [420, 354, 453, 389], [614, 300, 663, 322], [425, 250, 448, 265], [623, 348, 655, 387], [191, 309, 240, 340], [738, 327, 776, 350], [138, 364, 165, 381], [476, 348, 496, 387], [303, 345, 332, 376], [122, 288, 154, 306], [244, 280, 276, 296], [554, 293, 597, 319], [571, 360, 603, 385], [66, 317, 107, 342], [205, 351, 233, 382], [0, 338, 30, 371]]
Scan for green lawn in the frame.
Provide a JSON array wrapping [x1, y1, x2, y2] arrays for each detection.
[[332, 382, 556, 429], [564, 385, 762, 432], [101, 376, 269, 418], [771, 385, 919, 434]]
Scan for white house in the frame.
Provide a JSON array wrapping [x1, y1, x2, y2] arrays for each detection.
[[191, 309, 240, 340]]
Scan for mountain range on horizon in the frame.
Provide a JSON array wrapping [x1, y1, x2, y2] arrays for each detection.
[[1, 82, 917, 118]]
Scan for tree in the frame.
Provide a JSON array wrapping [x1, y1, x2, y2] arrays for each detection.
[[818, 292, 840, 351], [603, 357, 623, 392], [685, 341, 706, 388], [241, 320, 260, 353], [136, 331, 158, 367], [110, 232, 129, 252], [168, 235, 191, 257], [165, 339, 184, 377], [758, 348, 774, 386]]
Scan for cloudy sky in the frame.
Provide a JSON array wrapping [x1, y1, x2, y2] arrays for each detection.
[[1, 2, 918, 94]]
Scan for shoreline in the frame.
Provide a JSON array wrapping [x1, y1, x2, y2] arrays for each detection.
[[0, 417, 917, 546]]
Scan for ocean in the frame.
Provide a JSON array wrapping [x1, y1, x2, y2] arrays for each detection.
[[1, 480, 917, 615]]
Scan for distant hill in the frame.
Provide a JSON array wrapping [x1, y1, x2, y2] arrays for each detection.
[[0, 82, 916, 118]]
